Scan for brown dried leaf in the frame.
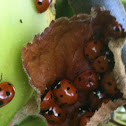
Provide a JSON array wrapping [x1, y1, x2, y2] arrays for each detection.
[[21, 8, 126, 126], [22, 15, 93, 95]]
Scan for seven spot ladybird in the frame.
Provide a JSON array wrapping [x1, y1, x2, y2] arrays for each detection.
[[0, 82, 15, 108], [101, 73, 117, 96], [89, 89, 105, 110], [98, 98, 110, 108], [84, 40, 103, 61], [80, 112, 94, 126], [35, 0, 52, 13], [43, 104, 66, 124], [105, 21, 124, 39], [41, 90, 55, 110], [74, 70, 99, 91], [93, 56, 110, 73], [53, 79, 78, 105]]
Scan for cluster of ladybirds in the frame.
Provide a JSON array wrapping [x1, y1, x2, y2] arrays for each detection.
[[40, 21, 123, 126], [0, 82, 15, 108]]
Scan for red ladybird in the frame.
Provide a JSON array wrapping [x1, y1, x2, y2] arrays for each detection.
[[43, 104, 66, 124], [84, 40, 103, 61], [74, 70, 99, 91], [93, 56, 110, 73], [41, 90, 55, 110], [73, 106, 91, 126], [112, 21, 124, 37], [89, 90, 105, 110], [105, 21, 124, 39], [98, 98, 110, 108], [80, 112, 94, 126], [53, 79, 78, 105], [101, 73, 117, 96], [35, 0, 52, 13], [0, 82, 15, 108]]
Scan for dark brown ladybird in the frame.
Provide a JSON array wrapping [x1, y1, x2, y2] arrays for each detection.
[[80, 112, 94, 126], [93, 56, 110, 73], [89, 89, 105, 110], [74, 70, 99, 91], [101, 73, 117, 96], [84, 40, 103, 61]]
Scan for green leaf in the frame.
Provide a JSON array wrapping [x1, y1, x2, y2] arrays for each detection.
[[0, 0, 55, 126], [19, 116, 47, 126], [121, 0, 126, 9], [56, 0, 73, 18]]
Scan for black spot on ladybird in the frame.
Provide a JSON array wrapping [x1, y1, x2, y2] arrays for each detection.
[[94, 40, 97, 44], [69, 81, 71, 84], [0, 100, 3, 105], [76, 90, 78, 93], [86, 54, 89, 57], [78, 77, 81, 81], [60, 95, 63, 98], [107, 82, 112, 86], [115, 27, 120, 32], [38, 1, 42, 5], [0, 88, 1, 91], [67, 87, 70, 90], [6, 91, 10, 96], [89, 79, 92, 83], [58, 113, 61, 117], [56, 84, 61, 89], [8, 83, 11, 86], [50, 94, 53, 98], [48, 110, 53, 116], [98, 60, 101, 64]]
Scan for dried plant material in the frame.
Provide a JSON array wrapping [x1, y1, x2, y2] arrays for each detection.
[[21, 8, 126, 126], [86, 99, 126, 126]]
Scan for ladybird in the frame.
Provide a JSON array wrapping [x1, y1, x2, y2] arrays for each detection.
[[80, 112, 94, 126], [76, 106, 91, 117], [74, 70, 99, 91], [89, 89, 105, 110], [84, 40, 102, 61], [93, 56, 111, 73], [35, 0, 52, 13], [43, 104, 66, 124], [112, 22, 124, 37], [41, 90, 55, 110], [101, 46, 114, 59], [0, 82, 15, 108], [53, 79, 78, 105], [101, 73, 117, 96], [73, 106, 91, 126], [98, 98, 110, 108], [101, 46, 115, 69], [105, 21, 124, 39]]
